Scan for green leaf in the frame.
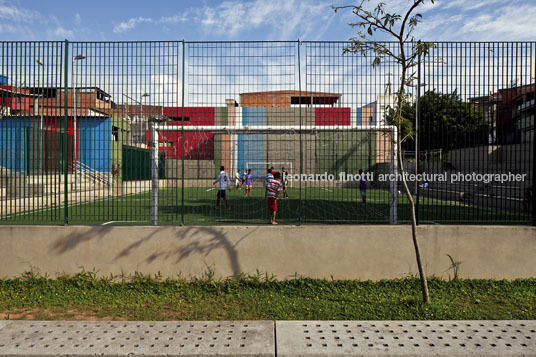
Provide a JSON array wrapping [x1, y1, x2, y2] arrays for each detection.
[[372, 57, 381, 67]]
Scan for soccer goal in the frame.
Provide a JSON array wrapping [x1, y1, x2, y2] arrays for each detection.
[[149, 123, 399, 225]]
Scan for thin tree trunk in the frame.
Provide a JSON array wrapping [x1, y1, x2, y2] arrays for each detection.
[[396, 138, 430, 304], [396, 49, 430, 304]]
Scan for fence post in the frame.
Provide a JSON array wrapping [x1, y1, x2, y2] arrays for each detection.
[[151, 122, 159, 226], [181, 40, 185, 225], [533, 43, 536, 226], [533, 131, 536, 225], [415, 47, 421, 226], [297, 39, 303, 225], [63, 39, 69, 225], [390, 127, 398, 225], [533, 62, 536, 227]]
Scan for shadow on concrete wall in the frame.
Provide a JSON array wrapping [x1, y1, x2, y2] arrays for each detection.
[[49, 225, 134, 255], [49, 225, 260, 279], [137, 226, 260, 278]]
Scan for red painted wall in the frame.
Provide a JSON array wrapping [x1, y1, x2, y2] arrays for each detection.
[[42, 117, 76, 172], [148, 107, 216, 159], [0, 84, 31, 112], [315, 107, 351, 126]]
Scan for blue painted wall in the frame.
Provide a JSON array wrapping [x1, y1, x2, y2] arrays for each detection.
[[242, 107, 265, 126], [238, 134, 265, 179], [78, 117, 111, 173], [0, 117, 33, 172], [238, 107, 265, 179], [356, 108, 362, 126]]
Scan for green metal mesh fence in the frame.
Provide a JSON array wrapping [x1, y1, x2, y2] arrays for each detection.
[[0, 41, 534, 225]]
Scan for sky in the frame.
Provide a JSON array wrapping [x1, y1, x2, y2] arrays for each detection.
[[1, 0, 536, 42]]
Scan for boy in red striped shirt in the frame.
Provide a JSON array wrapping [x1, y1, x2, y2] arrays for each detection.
[[266, 171, 283, 224]]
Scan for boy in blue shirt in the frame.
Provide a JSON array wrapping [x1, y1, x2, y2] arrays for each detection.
[[244, 169, 253, 198]]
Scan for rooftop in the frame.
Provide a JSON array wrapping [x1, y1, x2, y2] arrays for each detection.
[[240, 90, 341, 106]]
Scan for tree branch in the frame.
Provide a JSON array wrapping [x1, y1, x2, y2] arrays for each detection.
[[399, 0, 423, 39]]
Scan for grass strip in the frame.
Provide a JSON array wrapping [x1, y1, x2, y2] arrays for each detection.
[[1, 272, 534, 321]]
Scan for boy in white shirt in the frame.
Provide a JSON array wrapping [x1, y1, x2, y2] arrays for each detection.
[[235, 170, 242, 189], [214, 166, 231, 210], [265, 167, 274, 198], [266, 171, 283, 224]]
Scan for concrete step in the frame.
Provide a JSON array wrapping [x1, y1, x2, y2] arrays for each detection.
[[2, 181, 108, 197], [420, 187, 527, 213], [0, 189, 115, 216], [0, 173, 110, 186], [426, 182, 527, 199]]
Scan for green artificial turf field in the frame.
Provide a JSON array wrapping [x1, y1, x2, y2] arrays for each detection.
[[1, 186, 529, 225]]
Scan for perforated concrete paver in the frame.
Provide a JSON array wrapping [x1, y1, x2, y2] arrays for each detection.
[[276, 320, 536, 356], [0, 322, 10, 332], [1, 320, 535, 356], [0, 320, 274, 356]]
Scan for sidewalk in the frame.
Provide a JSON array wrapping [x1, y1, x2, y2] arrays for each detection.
[[0, 320, 534, 356]]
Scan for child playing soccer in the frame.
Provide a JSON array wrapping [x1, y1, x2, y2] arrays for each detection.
[[244, 169, 253, 198], [235, 169, 242, 189], [264, 167, 274, 198], [281, 167, 289, 198], [214, 166, 231, 210], [266, 171, 283, 224], [359, 169, 366, 204]]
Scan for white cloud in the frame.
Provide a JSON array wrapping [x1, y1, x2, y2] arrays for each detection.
[[51, 26, 73, 39], [0, 4, 21, 19], [112, 12, 188, 34], [0, 1, 79, 40], [113, 16, 153, 33], [159, 14, 188, 24], [111, 0, 333, 39], [0, 23, 17, 33], [415, 2, 536, 41], [194, 0, 332, 39], [456, 4, 536, 41], [0, 2, 41, 21], [74, 13, 81, 26], [441, 0, 503, 11]]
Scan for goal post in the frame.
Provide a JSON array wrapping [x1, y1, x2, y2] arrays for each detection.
[[151, 124, 398, 225]]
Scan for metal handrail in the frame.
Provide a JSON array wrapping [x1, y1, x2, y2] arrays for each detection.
[[69, 161, 111, 187]]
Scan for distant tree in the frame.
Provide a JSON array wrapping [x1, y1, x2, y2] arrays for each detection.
[[398, 90, 489, 152], [334, 0, 435, 304]]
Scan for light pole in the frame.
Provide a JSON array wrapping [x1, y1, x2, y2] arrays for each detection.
[[72, 54, 86, 168], [408, 79, 427, 226], [36, 59, 44, 174], [141, 92, 150, 145], [406, 82, 427, 185], [72, 54, 86, 192], [72, 54, 86, 191], [122, 93, 150, 146]]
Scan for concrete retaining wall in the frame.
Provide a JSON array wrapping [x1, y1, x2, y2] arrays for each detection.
[[0, 225, 534, 280], [447, 142, 533, 174]]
